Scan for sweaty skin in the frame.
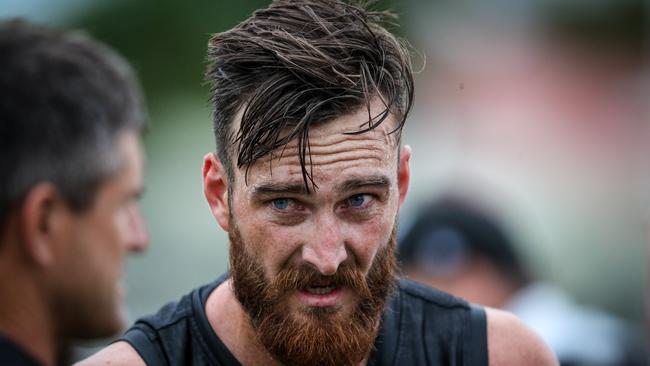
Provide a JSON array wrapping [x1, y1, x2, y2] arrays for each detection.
[[234, 110, 401, 290]]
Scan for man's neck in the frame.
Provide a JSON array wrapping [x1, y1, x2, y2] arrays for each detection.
[[205, 279, 280, 366]]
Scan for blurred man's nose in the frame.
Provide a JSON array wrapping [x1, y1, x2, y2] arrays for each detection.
[[301, 214, 348, 275], [125, 204, 149, 253]]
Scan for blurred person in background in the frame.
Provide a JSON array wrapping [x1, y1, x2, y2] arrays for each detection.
[[81, 0, 557, 365], [399, 195, 648, 366], [0, 19, 149, 366]]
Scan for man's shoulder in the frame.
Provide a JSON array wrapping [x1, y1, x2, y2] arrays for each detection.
[[75, 341, 145, 366], [486, 307, 558, 366], [387, 279, 558, 366]]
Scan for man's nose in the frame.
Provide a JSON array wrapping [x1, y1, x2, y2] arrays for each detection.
[[301, 214, 348, 275], [125, 204, 149, 253]]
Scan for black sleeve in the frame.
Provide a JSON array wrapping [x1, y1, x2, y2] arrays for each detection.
[[119, 324, 168, 366], [465, 304, 488, 366]]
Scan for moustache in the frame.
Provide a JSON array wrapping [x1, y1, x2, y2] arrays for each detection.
[[265, 262, 372, 302]]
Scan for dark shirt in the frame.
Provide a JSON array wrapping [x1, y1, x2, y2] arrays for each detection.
[[121, 274, 487, 365], [0, 335, 42, 366]]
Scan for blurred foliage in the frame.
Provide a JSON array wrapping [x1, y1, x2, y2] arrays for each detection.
[[70, 0, 271, 108], [541, 0, 645, 59]]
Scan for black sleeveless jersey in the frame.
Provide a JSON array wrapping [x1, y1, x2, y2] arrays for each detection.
[[120, 274, 488, 365]]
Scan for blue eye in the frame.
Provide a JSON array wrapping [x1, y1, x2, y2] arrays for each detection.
[[272, 198, 290, 210], [348, 194, 368, 207]]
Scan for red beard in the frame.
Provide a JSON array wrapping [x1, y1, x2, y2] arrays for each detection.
[[229, 222, 397, 366]]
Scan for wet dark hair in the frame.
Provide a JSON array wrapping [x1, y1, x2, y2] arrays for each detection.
[[206, 0, 414, 190], [0, 19, 147, 228]]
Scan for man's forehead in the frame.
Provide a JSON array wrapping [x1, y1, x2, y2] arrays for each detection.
[[239, 134, 398, 194], [230, 97, 401, 161]]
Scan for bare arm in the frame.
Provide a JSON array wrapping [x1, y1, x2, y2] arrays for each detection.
[[486, 308, 558, 366], [74, 341, 146, 366]]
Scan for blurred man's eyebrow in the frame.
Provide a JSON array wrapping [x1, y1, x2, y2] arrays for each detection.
[[339, 175, 391, 192]]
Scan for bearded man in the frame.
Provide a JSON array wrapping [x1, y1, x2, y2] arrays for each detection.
[[83, 1, 557, 365]]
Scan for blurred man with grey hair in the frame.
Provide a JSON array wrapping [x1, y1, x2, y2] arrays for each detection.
[[0, 20, 149, 366]]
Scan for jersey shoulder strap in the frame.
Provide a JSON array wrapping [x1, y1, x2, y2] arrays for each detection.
[[465, 304, 488, 366]]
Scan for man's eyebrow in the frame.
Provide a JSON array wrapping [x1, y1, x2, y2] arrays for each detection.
[[252, 182, 310, 196], [339, 175, 391, 192]]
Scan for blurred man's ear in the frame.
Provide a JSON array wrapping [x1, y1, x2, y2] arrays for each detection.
[[203, 153, 231, 232], [18, 183, 68, 267], [398, 145, 411, 207]]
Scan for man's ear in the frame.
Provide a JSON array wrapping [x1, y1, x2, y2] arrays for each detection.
[[203, 153, 231, 232], [397, 145, 411, 207], [18, 183, 67, 267]]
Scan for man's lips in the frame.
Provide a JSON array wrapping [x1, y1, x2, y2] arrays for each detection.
[[296, 285, 344, 307], [304, 284, 336, 295]]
